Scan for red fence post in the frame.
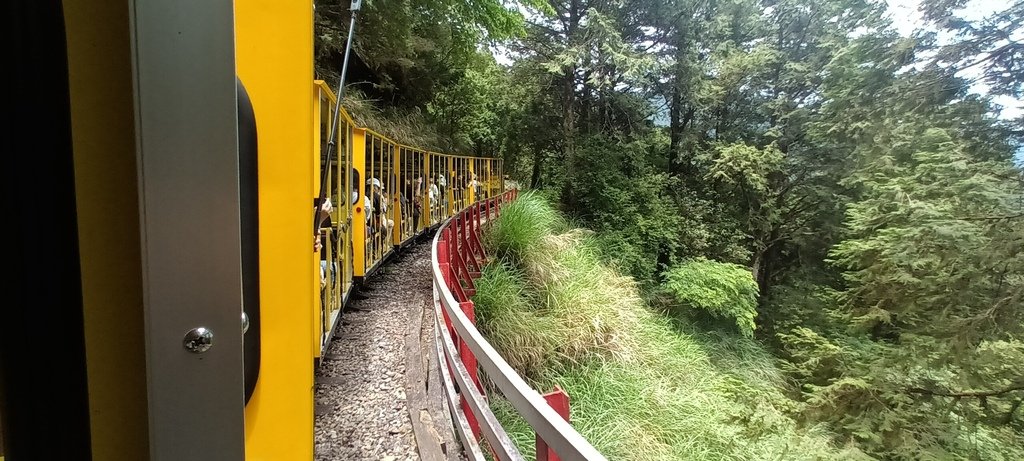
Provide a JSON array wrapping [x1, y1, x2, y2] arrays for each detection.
[[451, 217, 459, 266], [459, 300, 482, 440], [459, 301, 482, 392], [440, 230, 459, 345], [535, 386, 570, 461], [461, 214, 478, 273], [474, 203, 482, 235]]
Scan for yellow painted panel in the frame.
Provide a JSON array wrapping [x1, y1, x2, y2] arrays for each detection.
[[468, 158, 476, 204], [352, 128, 368, 277], [236, 0, 315, 459], [63, 2, 150, 460]]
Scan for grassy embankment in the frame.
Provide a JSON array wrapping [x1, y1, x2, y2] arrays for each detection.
[[472, 192, 868, 461]]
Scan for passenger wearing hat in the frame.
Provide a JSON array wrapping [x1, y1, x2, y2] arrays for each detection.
[[367, 177, 394, 239]]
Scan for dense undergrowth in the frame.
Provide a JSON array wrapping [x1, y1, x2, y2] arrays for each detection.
[[473, 192, 868, 460]]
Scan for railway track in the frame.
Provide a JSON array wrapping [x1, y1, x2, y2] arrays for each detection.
[[315, 242, 461, 461]]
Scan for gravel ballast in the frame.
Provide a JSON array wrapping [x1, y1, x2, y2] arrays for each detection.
[[314, 242, 456, 461]]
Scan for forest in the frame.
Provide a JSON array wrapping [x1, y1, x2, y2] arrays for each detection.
[[314, 0, 1024, 458]]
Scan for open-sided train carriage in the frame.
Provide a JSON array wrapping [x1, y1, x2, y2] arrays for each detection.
[[2, 1, 501, 459]]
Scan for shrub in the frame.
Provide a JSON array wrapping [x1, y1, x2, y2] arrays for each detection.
[[661, 258, 759, 337]]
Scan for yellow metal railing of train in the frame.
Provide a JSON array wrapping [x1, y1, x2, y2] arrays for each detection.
[[314, 81, 356, 356], [312, 79, 503, 357], [354, 132, 504, 277]]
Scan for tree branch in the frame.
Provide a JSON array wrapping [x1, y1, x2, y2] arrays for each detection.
[[908, 382, 1024, 398], [958, 212, 1024, 221]]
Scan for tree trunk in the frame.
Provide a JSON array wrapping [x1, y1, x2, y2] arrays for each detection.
[[561, 0, 580, 208], [752, 237, 779, 339], [669, 85, 681, 175], [530, 147, 544, 189]]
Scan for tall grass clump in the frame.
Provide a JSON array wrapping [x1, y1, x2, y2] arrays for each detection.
[[527, 230, 644, 366], [473, 194, 860, 460], [486, 191, 566, 264], [472, 262, 558, 378]]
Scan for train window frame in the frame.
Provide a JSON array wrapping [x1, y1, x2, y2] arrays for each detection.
[[351, 168, 361, 205]]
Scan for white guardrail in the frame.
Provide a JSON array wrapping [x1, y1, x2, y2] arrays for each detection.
[[429, 190, 607, 461]]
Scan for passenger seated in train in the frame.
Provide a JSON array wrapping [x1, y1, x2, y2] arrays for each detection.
[[372, 178, 394, 236], [363, 182, 375, 254], [314, 196, 334, 289], [402, 177, 421, 233], [367, 178, 394, 255], [314, 196, 331, 252], [469, 173, 482, 200], [427, 176, 440, 223], [416, 175, 425, 225], [453, 175, 464, 209], [437, 171, 447, 211]]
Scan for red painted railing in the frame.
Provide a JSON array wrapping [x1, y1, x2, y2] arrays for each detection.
[[430, 190, 606, 461]]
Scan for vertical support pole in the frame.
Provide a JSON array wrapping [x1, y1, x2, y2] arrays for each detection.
[[419, 150, 428, 231], [446, 155, 455, 218], [535, 386, 571, 461], [311, 87, 326, 358], [467, 158, 475, 205], [460, 213, 473, 269], [452, 216, 460, 271], [392, 142, 401, 246], [425, 152, 433, 228], [351, 128, 368, 277]]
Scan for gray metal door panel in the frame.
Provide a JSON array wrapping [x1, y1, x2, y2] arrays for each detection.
[[129, 0, 245, 459]]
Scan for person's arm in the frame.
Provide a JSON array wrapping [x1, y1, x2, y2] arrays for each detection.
[[314, 197, 333, 252], [316, 197, 333, 227]]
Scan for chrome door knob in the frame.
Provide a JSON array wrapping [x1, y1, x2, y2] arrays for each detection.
[[242, 312, 250, 334]]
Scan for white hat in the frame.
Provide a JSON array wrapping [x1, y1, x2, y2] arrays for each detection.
[[366, 178, 382, 188]]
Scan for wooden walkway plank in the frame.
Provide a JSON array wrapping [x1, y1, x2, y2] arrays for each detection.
[[404, 293, 457, 461]]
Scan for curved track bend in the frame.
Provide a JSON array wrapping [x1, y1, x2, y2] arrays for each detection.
[[315, 242, 462, 461]]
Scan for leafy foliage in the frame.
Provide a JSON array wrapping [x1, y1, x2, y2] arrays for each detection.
[[662, 259, 760, 337], [829, 126, 1023, 340], [314, 0, 1024, 456]]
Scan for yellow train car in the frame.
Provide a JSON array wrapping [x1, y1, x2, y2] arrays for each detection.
[[1, 0, 502, 459]]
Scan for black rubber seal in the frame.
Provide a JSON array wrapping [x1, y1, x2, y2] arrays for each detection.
[[237, 77, 261, 404]]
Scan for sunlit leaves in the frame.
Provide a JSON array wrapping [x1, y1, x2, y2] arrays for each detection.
[[662, 258, 760, 337]]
